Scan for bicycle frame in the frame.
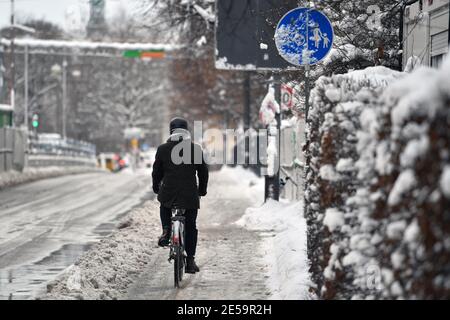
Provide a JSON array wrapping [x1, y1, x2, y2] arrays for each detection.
[[171, 210, 185, 247], [169, 208, 186, 288]]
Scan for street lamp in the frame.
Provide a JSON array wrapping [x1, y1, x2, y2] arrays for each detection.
[[51, 64, 62, 75], [72, 70, 81, 78], [50, 60, 67, 139], [17, 26, 36, 133], [50, 61, 81, 140], [8, 0, 36, 126]]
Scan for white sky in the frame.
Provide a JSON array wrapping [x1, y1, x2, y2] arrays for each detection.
[[0, 0, 138, 31]]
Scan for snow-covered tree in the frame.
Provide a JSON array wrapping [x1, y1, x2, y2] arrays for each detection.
[[3, 11, 169, 152], [317, 0, 402, 70], [70, 8, 169, 151], [137, 0, 215, 46]]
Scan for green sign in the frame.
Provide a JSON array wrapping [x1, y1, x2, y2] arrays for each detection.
[[123, 50, 165, 59]]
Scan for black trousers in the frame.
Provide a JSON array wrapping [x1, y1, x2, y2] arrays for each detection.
[[160, 206, 198, 258]]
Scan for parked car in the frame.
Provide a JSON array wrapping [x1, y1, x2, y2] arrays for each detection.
[[98, 153, 123, 172]]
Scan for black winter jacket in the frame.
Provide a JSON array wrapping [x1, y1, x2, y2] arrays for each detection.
[[152, 134, 209, 209]]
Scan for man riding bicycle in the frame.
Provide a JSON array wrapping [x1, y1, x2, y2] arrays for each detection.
[[152, 117, 209, 274]]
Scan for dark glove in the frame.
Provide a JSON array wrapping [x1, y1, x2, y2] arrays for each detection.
[[199, 189, 207, 197]]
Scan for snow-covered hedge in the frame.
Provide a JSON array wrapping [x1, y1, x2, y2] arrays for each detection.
[[305, 59, 450, 299]]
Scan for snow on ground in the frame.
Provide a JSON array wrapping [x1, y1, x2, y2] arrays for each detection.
[[0, 166, 102, 190], [120, 167, 153, 176], [218, 166, 264, 206], [125, 167, 269, 300], [42, 166, 307, 300], [237, 200, 312, 300], [44, 201, 160, 300], [223, 166, 311, 299], [44, 166, 269, 300]]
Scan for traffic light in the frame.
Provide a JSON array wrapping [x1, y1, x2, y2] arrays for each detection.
[[32, 114, 39, 128]]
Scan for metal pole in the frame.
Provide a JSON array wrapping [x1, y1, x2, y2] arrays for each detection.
[[62, 58, 67, 139], [9, 0, 15, 112], [304, 9, 311, 137], [304, 66, 310, 120], [243, 72, 251, 167], [400, 0, 421, 71], [399, 3, 406, 71], [303, 66, 311, 199], [448, 1, 450, 47], [274, 74, 281, 201], [303, 7, 311, 215], [305, 8, 310, 113], [244, 73, 251, 131], [24, 45, 28, 131]]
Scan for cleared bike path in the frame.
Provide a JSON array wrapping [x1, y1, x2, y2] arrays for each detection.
[[125, 170, 269, 300]]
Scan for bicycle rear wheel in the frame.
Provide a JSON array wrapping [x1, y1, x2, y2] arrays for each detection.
[[174, 246, 183, 288]]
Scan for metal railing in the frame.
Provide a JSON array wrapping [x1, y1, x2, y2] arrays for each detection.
[[1, 130, 97, 173], [27, 133, 97, 168], [29, 133, 96, 158]]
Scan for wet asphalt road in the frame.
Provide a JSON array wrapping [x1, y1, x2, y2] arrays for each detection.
[[0, 171, 152, 300]]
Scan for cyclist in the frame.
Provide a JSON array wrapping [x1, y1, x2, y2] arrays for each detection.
[[152, 117, 209, 274]]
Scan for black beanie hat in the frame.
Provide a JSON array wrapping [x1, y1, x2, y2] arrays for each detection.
[[169, 117, 188, 134]]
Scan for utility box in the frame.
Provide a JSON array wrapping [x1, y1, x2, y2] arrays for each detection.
[[403, 0, 449, 69], [0, 104, 13, 128]]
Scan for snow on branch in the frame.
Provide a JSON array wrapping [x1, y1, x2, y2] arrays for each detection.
[[193, 3, 215, 23]]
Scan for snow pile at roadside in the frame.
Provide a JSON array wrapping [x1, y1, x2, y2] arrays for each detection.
[[237, 200, 312, 300], [219, 166, 264, 206], [0, 166, 102, 190], [43, 201, 160, 300]]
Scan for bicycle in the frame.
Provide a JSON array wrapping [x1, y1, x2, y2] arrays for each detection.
[[168, 207, 186, 288]]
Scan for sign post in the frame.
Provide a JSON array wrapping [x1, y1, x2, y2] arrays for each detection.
[[274, 7, 334, 203], [215, 2, 334, 202], [274, 8, 334, 67], [274, 6, 334, 119]]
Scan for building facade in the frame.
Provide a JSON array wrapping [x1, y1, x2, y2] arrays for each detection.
[[403, 0, 449, 69]]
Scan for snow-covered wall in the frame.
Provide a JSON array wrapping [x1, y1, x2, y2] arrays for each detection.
[[305, 59, 450, 299]]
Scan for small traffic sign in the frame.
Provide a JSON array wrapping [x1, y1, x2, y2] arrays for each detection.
[[281, 84, 294, 111], [275, 8, 334, 66]]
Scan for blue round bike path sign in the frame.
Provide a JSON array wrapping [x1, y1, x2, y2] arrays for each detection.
[[275, 8, 334, 66]]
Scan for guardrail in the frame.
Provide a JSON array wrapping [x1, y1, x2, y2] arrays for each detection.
[[29, 133, 95, 157], [28, 133, 97, 168], [1, 130, 98, 173]]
